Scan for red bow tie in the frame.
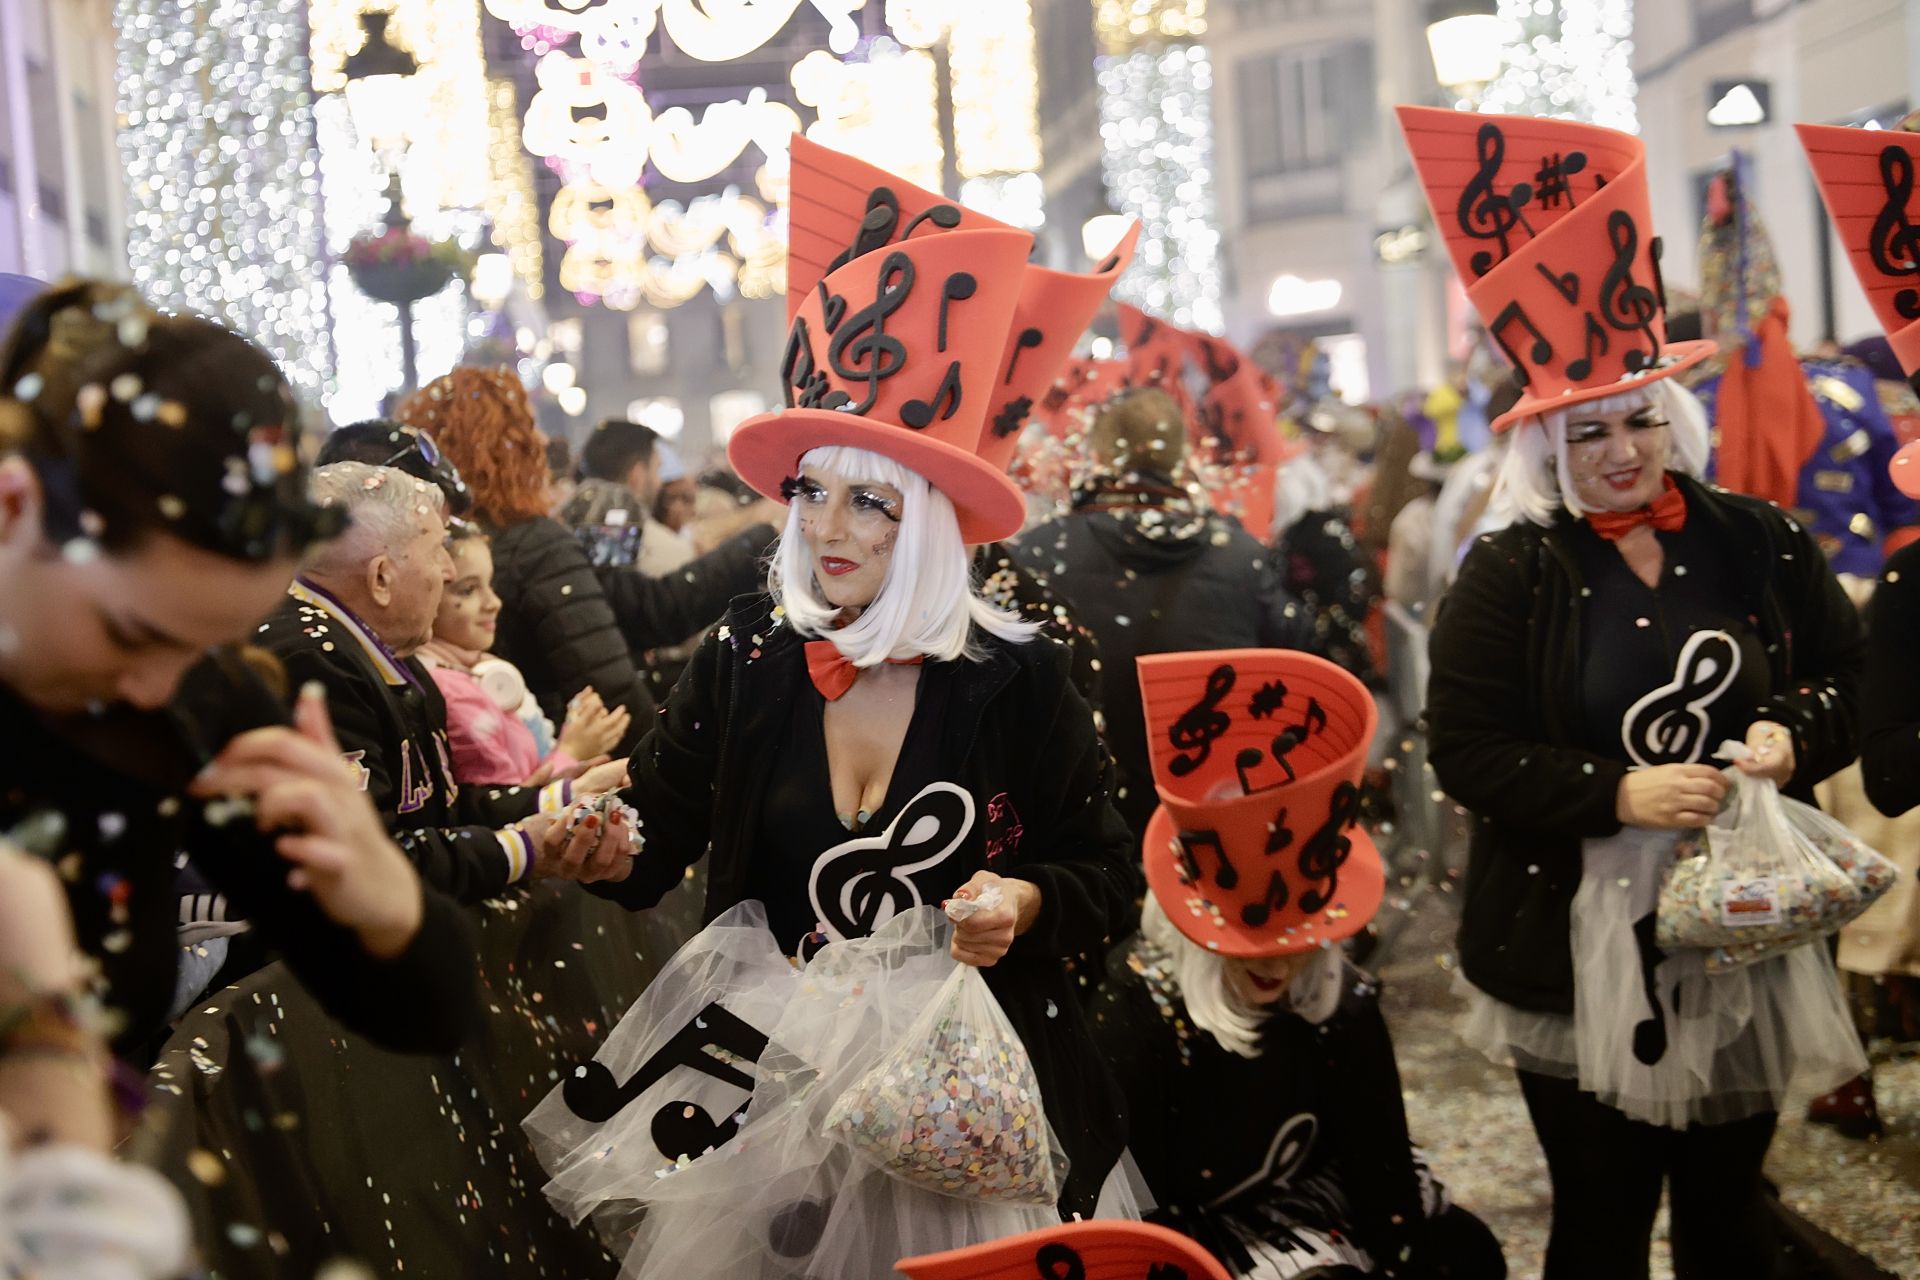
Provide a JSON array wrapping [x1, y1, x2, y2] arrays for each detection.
[[804, 639, 924, 701], [1586, 475, 1688, 542]]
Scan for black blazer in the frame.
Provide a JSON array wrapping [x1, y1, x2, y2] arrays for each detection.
[[1861, 538, 1920, 817], [600, 594, 1142, 1217], [1426, 474, 1864, 1013], [258, 586, 546, 904]]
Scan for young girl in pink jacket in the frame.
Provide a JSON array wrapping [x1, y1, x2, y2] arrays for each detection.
[[420, 527, 629, 786]]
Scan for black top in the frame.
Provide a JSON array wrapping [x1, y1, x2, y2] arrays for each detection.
[[1569, 518, 1769, 766], [256, 582, 545, 905], [1861, 539, 1920, 817], [487, 515, 658, 751], [1014, 502, 1315, 837], [752, 674, 962, 954], [0, 651, 477, 1062], [600, 594, 1141, 1218], [1427, 475, 1864, 1013], [1090, 939, 1428, 1274]]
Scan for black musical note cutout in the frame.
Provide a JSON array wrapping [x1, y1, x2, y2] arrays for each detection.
[[1567, 313, 1610, 381], [992, 395, 1033, 438], [1621, 629, 1740, 767], [1168, 664, 1236, 776], [1489, 301, 1552, 387], [563, 1000, 769, 1146], [1034, 1243, 1087, 1280], [1236, 744, 1290, 795], [1597, 210, 1661, 369], [1241, 869, 1291, 928], [1533, 150, 1588, 209], [1630, 911, 1669, 1065], [1266, 807, 1294, 856], [1536, 262, 1580, 305], [1175, 828, 1238, 890], [1871, 144, 1920, 320], [901, 203, 964, 241], [1296, 780, 1361, 914], [1003, 326, 1045, 385], [901, 360, 963, 429], [827, 251, 914, 415], [1248, 678, 1289, 721], [782, 319, 850, 412], [825, 188, 904, 276], [808, 782, 973, 941], [1236, 696, 1329, 795], [814, 278, 845, 332], [1457, 122, 1535, 277], [936, 273, 977, 352], [1649, 235, 1670, 315]]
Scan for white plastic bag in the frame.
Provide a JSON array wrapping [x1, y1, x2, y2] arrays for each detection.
[[1655, 743, 1893, 963], [823, 956, 1065, 1206]]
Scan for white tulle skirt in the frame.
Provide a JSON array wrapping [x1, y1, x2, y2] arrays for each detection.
[[525, 903, 1135, 1280], [1456, 827, 1865, 1129]]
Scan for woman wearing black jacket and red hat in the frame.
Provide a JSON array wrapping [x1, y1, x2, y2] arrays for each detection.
[[1406, 106, 1865, 1280]]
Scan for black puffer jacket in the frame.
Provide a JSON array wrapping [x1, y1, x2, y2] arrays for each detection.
[[1861, 538, 1920, 817], [599, 594, 1141, 1218], [1427, 474, 1864, 1014], [1015, 493, 1315, 836], [488, 515, 656, 745]]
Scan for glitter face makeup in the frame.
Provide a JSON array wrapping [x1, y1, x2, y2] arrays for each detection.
[[792, 468, 904, 611], [1564, 403, 1671, 514]]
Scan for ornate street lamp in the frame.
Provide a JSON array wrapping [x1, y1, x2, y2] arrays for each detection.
[[1426, 0, 1510, 103]]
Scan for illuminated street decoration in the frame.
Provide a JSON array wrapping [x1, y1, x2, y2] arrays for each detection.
[[117, 0, 329, 396], [522, 52, 654, 188], [792, 45, 945, 192], [1096, 2, 1223, 331], [1476, 0, 1637, 132], [484, 78, 546, 300], [648, 89, 803, 185]]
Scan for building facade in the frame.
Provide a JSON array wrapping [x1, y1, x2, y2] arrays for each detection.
[[0, 0, 125, 280]]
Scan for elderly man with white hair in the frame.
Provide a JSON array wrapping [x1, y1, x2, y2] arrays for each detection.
[[254, 462, 633, 904]]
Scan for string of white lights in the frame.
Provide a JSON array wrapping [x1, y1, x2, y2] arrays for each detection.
[[1475, 0, 1638, 132], [115, 0, 330, 397]]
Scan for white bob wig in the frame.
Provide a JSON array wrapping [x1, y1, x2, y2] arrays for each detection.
[[1486, 376, 1712, 529], [767, 444, 1037, 665], [1139, 894, 1343, 1060]]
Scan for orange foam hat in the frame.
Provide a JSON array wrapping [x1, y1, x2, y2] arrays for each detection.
[[1136, 649, 1383, 958], [729, 224, 1034, 543], [784, 134, 1137, 475], [1396, 106, 1715, 432], [897, 1221, 1230, 1280], [1797, 123, 1920, 377], [1029, 356, 1136, 441], [1192, 331, 1289, 465]]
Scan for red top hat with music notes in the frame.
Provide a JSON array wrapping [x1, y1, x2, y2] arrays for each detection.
[[762, 136, 1137, 535], [1136, 649, 1383, 958], [896, 1220, 1231, 1280], [1396, 106, 1716, 433], [1797, 123, 1920, 377]]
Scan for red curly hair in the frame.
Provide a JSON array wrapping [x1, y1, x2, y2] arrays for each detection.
[[396, 365, 551, 527]]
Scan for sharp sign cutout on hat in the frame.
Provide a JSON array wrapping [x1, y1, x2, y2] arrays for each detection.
[[1796, 121, 1920, 499], [728, 136, 1137, 543], [896, 1220, 1231, 1280], [1136, 649, 1384, 958], [1395, 106, 1716, 432]]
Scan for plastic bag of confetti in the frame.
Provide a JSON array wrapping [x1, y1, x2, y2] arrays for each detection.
[[821, 948, 1066, 1207], [1703, 790, 1898, 973], [1655, 747, 1875, 957]]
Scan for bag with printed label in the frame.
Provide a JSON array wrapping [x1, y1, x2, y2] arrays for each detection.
[[1655, 745, 1895, 962]]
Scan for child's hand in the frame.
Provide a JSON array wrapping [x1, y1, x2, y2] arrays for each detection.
[[557, 689, 632, 761]]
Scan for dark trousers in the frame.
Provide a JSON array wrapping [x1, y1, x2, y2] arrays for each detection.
[[1516, 1069, 1779, 1280]]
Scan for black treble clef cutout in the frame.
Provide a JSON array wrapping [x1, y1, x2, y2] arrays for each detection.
[[827, 251, 914, 414], [1597, 210, 1661, 370], [1621, 630, 1740, 767], [1176, 828, 1238, 891], [808, 783, 974, 941], [1457, 122, 1535, 277], [901, 361, 963, 429], [1296, 780, 1361, 914], [1871, 144, 1920, 320], [1033, 1243, 1087, 1280], [1489, 301, 1552, 387], [1167, 664, 1236, 776], [1003, 327, 1045, 385], [563, 999, 770, 1156]]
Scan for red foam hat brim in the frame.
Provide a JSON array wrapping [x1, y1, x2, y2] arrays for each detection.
[[1489, 340, 1719, 432], [728, 409, 1027, 545], [896, 1221, 1232, 1280]]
